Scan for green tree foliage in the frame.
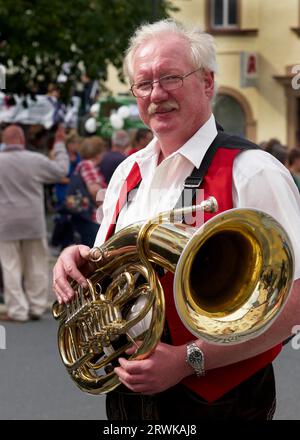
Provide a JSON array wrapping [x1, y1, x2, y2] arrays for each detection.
[[0, 0, 178, 99]]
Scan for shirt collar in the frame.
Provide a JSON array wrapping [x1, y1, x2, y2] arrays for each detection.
[[176, 114, 218, 168], [132, 113, 218, 170], [1, 143, 25, 152]]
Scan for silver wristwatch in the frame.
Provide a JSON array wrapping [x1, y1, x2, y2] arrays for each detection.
[[186, 342, 205, 377]]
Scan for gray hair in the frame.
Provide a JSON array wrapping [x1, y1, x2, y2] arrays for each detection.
[[124, 19, 218, 83], [112, 129, 130, 149]]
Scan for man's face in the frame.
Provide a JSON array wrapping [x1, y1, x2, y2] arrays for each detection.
[[132, 35, 214, 145]]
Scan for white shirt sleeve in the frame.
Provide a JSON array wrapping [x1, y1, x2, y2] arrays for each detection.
[[233, 149, 300, 279]]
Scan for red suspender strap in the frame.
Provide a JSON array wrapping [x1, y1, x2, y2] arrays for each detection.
[[105, 162, 142, 241]]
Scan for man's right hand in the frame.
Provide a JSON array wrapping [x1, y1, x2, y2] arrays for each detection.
[[53, 245, 91, 304]]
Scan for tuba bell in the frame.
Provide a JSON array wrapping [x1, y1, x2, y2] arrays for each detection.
[[52, 197, 294, 394]]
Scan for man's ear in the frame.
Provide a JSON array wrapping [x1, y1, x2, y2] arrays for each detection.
[[203, 71, 214, 100]]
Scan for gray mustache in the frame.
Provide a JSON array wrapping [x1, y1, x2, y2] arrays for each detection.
[[148, 101, 179, 115]]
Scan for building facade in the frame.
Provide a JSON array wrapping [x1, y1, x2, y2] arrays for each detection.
[[105, 0, 300, 147]]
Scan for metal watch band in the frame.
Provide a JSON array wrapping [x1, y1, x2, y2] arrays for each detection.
[[186, 342, 205, 377]]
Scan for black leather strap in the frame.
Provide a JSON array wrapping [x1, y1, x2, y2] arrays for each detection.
[[174, 130, 259, 212]]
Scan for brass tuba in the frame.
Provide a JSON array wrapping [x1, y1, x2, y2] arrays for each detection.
[[52, 197, 294, 394]]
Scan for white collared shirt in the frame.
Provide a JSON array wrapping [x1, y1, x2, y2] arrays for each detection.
[[95, 114, 300, 279]]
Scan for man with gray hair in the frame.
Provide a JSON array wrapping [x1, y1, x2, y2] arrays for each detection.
[[112, 129, 130, 150], [99, 129, 128, 185], [53, 19, 300, 420], [0, 124, 69, 322]]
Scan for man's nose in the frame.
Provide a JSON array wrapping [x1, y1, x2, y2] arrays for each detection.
[[150, 81, 168, 101]]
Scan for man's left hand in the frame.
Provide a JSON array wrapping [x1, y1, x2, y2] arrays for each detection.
[[114, 342, 192, 394]]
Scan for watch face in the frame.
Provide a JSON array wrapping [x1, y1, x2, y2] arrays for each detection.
[[187, 344, 204, 376], [190, 351, 201, 363]]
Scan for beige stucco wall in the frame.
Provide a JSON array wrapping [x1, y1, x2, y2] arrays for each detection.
[[172, 0, 206, 27], [105, 64, 129, 95], [171, 0, 300, 144], [254, 0, 299, 144], [240, 0, 259, 29], [104, 0, 300, 145]]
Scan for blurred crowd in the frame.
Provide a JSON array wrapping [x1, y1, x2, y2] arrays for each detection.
[[260, 138, 300, 191], [49, 125, 153, 250]]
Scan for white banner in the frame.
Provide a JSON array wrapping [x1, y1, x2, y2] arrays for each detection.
[[0, 93, 80, 128]]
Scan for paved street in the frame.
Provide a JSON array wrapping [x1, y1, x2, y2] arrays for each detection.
[[274, 340, 300, 420], [1, 310, 299, 420], [0, 254, 299, 420], [0, 253, 106, 420], [0, 311, 107, 420]]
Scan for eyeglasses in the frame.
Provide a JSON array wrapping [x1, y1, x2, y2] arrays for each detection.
[[130, 67, 202, 98]]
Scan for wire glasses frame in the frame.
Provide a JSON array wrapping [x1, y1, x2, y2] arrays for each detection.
[[130, 67, 203, 98]]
